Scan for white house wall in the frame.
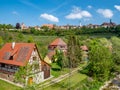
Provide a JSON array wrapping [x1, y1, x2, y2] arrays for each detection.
[[33, 71, 44, 84], [26, 48, 45, 84], [28, 49, 42, 71]]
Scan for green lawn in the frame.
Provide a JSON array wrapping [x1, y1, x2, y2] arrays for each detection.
[[41, 72, 87, 90], [0, 79, 22, 90], [51, 68, 70, 77]]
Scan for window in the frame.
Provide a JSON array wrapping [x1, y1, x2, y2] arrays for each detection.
[[5, 65, 8, 68], [1, 64, 5, 67], [10, 66, 13, 69], [60, 46, 64, 48], [9, 56, 13, 60], [33, 57, 37, 61]]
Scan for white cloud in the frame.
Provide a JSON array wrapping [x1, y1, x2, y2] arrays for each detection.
[[12, 11, 19, 15], [114, 5, 120, 11], [87, 5, 92, 9], [40, 13, 59, 22], [97, 9, 113, 18], [65, 6, 92, 19]]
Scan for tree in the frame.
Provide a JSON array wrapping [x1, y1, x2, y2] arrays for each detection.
[[56, 50, 64, 69], [27, 36, 34, 43], [16, 23, 21, 29], [17, 33, 24, 41], [52, 49, 67, 69], [41, 26, 49, 31], [0, 36, 3, 48], [67, 36, 82, 68], [14, 63, 32, 85], [3, 24, 6, 30], [6, 24, 13, 30], [85, 39, 113, 81], [110, 37, 120, 73], [14, 66, 27, 84]]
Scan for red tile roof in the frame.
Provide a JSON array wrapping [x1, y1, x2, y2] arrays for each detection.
[[42, 24, 54, 29], [49, 38, 67, 46], [0, 43, 36, 66], [80, 45, 88, 51]]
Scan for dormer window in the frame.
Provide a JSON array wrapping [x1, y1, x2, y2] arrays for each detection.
[[3, 52, 14, 60], [9, 56, 13, 60]]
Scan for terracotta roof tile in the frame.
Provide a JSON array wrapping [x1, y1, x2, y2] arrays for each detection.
[[0, 43, 35, 66], [49, 38, 67, 46]]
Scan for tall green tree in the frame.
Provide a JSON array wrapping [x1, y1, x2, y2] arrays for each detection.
[[56, 50, 64, 69], [111, 37, 120, 72], [85, 39, 113, 81], [67, 36, 82, 68], [0, 36, 3, 48], [16, 23, 21, 29]]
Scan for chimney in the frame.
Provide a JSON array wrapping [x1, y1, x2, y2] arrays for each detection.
[[12, 42, 15, 49]]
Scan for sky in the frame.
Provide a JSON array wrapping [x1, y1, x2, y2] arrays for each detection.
[[0, 0, 120, 26]]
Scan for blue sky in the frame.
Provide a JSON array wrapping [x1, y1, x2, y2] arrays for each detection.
[[0, 0, 120, 26]]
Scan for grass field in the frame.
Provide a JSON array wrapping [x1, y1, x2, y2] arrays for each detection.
[[42, 72, 87, 90], [0, 79, 22, 90]]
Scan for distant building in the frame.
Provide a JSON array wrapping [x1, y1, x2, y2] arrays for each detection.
[[48, 38, 67, 52], [44, 38, 67, 64], [57, 24, 78, 30], [21, 23, 28, 30], [34, 25, 41, 30], [0, 43, 50, 84], [42, 24, 54, 29], [101, 19, 116, 28], [87, 24, 100, 28]]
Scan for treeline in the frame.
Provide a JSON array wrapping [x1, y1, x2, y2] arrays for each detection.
[[80, 37, 120, 87], [22, 26, 120, 36], [0, 23, 120, 36], [0, 24, 14, 30]]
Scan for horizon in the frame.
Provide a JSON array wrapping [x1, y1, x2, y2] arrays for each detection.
[[0, 0, 120, 26]]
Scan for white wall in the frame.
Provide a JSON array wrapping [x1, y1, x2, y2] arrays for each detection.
[[33, 71, 44, 84]]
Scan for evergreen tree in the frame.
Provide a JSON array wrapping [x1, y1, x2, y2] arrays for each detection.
[[16, 23, 21, 29], [67, 36, 82, 68]]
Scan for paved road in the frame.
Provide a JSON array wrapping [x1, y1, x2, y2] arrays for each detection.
[[38, 67, 81, 90]]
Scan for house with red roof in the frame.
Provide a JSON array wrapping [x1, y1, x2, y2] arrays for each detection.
[[0, 42, 50, 84], [48, 38, 67, 52], [42, 24, 54, 29], [80, 45, 88, 61], [44, 38, 67, 64]]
